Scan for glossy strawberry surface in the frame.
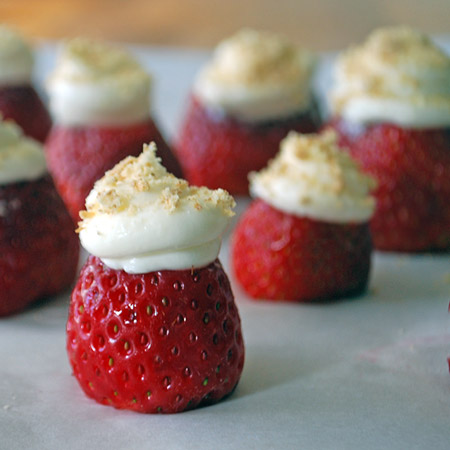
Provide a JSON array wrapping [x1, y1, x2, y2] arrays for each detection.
[[67, 256, 245, 413], [0, 176, 79, 316], [0, 86, 52, 143], [176, 96, 320, 194], [330, 120, 450, 252], [231, 200, 372, 302], [45, 119, 182, 222]]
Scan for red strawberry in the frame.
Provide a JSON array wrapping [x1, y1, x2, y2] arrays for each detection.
[[0, 86, 52, 143], [66, 256, 245, 413], [175, 96, 319, 194], [329, 120, 450, 252], [231, 199, 372, 302], [45, 119, 182, 222], [0, 176, 79, 316]]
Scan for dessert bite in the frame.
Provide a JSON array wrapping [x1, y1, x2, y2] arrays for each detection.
[[231, 131, 376, 302], [45, 38, 182, 222], [67, 144, 244, 413], [0, 25, 51, 142], [0, 120, 79, 316], [327, 26, 450, 252], [176, 29, 319, 194]]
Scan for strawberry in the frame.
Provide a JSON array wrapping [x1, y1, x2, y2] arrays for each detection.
[[66, 256, 245, 413], [45, 120, 182, 222], [0, 176, 79, 316], [0, 86, 52, 143], [231, 199, 372, 302], [175, 96, 319, 194], [329, 120, 450, 252]]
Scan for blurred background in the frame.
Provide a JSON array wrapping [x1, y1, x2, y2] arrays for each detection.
[[1, 0, 449, 50]]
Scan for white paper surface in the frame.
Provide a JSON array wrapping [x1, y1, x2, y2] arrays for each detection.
[[1, 41, 450, 450]]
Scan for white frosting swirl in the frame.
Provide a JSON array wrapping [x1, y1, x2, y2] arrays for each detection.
[[194, 29, 315, 122], [0, 25, 33, 86], [78, 143, 235, 273], [0, 119, 47, 185], [330, 26, 450, 128], [250, 131, 376, 223], [47, 38, 151, 126]]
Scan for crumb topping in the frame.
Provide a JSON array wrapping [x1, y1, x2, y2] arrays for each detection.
[[202, 28, 314, 87], [53, 37, 150, 84], [78, 143, 235, 232], [349, 26, 449, 70], [251, 130, 376, 205], [47, 37, 152, 126], [332, 26, 450, 113]]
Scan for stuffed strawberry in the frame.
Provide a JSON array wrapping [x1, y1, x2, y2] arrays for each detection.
[[45, 37, 181, 223], [0, 26, 51, 142], [328, 26, 450, 252], [330, 121, 450, 251], [67, 143, 244, 413], [231, 131, 376, 302], [0, 120, 78, 316], [176, 29, 319, 194]]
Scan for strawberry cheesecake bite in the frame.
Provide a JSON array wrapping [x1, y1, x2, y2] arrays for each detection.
[[0, 25, 51, 142], [0, 120, 79, 316], [176, 29, 319, 194], [328, 27, 450, 252], [45, 38, 181, 223], [231, 131, 376, 302], [67, 143, 244, 413]]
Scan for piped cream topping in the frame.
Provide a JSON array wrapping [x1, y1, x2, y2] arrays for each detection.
[[250, 130, 376, 223], [0, 25, 33, 85], [0, 119, 46, 185], [194, 29, 315, 122], [47, 37, 151, 126], [78, 143, 235, 273], [330, 26, 450, 128]]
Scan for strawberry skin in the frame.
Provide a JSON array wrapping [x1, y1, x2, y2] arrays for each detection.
[[175, 96, 319, 194], [231, 200, 372, 302], [329, 120, 450, 252], [45, 119, 182, 222], [0, 86, 52, 143], [0, 176, 79, 316], [67, 256, 245, 413]]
